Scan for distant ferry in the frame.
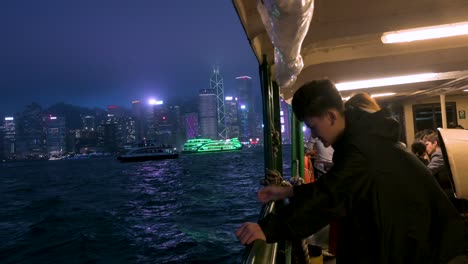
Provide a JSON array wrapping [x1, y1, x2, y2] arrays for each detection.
[[117, 145, 179, 162], [182, 138, 243, 153]]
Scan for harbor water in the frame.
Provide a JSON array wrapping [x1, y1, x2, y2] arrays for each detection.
[[0, 146, 292, 263]]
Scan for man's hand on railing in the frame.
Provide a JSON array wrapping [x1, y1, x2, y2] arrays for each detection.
[[258, 185, 294, 203], [235, 222, 266, 245]]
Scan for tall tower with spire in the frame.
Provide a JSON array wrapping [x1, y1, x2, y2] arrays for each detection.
[[210, 67, 227, 139]]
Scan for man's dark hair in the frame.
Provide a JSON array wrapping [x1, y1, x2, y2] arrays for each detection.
[[423, 133, 439, 144], [411, 141, 426, 156], [291, 79, 345, 121], [414, 129, 434, 141]]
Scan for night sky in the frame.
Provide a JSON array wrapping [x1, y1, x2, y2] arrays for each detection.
[[0, 0, 259, 115]]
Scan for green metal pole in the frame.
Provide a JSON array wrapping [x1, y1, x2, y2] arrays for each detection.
[[271, 81, 283, 175], [260, 58, 282, 173], [260, 57, 289, 264], [260, 59, 274, 170], [291, 108, 304, 179]]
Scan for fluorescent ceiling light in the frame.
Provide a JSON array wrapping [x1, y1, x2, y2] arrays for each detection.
[[336, 73, 437, 91], [464, 89, 468, 92], [371, 92, 396, 98], [381, 21, 468, 43]]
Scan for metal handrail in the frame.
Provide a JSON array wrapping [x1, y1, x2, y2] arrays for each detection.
[[242, 201, 279, 264]]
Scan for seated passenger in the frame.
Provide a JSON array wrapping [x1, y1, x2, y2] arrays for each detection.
[[411, 140, 429, 165], [423, 132, 452, 192]]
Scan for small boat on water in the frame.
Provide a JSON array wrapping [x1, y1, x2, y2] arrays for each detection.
[[182, 138, 243, 153], [117, 145, 179, 162]]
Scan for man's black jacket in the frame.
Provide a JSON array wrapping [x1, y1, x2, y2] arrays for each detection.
[[259, 108, 468, 264]]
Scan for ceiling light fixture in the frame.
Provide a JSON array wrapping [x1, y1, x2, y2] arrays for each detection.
[[381, 21, 468, 43], [371, 92, 396, 98], [335, 73, 438, 91]]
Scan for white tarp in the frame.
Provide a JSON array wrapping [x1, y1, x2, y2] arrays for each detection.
[[257, 0, 314, 89]]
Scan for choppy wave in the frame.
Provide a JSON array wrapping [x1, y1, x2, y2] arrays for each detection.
[[0, 147, 290, 263]]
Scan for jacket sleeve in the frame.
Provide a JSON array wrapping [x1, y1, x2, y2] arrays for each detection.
[[259, 144, 370, 243], [427, 152, 444, 175]]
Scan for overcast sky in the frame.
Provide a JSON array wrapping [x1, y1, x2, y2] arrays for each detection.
[[0, 0, 259, 115]]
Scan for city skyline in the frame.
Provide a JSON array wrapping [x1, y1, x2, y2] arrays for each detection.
[[0, 72, 269, 160], [0, 81, 259, 117], [0, 1, 259, 116]]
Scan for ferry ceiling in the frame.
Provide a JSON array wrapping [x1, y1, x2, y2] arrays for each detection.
[[232, 0, 468, 103]]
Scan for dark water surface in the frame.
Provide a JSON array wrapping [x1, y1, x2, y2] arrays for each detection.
[[0, 147, 292, 264]]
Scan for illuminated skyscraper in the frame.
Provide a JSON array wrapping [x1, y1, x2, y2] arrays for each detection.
[[131, 100, 146, 142], [170, 105, 184, 147], [210, 68, 227, 139], [146, 100, 164, 142], [122, 116, 137, 148], [82, 115, 95, 131], [44, 115, 66, 156], [153, 104, 171, 144], [184, 112, 199, 139], [97, 114, 120, 153], [224, 96, 240, 138], [3, 117, 16, 156], [16, 103, 46, 156], [198, 89, 218, 139], [0, 127, 4, 158], [236, 76, 257, 141]]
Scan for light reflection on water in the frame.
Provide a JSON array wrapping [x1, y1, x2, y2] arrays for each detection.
[[0, 147, 284, 263]]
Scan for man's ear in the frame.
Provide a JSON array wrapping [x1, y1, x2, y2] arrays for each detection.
[[327, 110, 337, 125]]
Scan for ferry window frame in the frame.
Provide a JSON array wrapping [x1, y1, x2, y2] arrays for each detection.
[[412, 102, 457, 133]]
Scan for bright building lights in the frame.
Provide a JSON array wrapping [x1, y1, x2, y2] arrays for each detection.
[[148, 99, 163, 105], [5, 117, 14, 121], [50, 116, 57, 120], [381, 21, 468, 43], [240, 105, 246, 109], [225, 96, 233, 101], [335, 73, 438, 91], [302, 126, 307, 132]]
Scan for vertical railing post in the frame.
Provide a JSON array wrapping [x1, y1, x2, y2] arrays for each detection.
[[260, 58, 282, 173], [242, 56, 289, 264], [291, 108, 304, 179]]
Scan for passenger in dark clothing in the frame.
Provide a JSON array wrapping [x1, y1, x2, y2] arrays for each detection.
[[411, 140, 429, 165], [236, 80, 468, 264], [424, 132, 452, 192]]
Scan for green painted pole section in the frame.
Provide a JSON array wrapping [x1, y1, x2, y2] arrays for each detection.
[[271, 82, 283, 175], [259, 58, 282, 173], [259, 58, 289, 264], [260, 59, 273, 170], [291, 109, 304, 179]]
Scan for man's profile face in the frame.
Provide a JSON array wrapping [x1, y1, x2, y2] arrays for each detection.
[[425, 141, 438, 155], [303, 113, 336, 148]]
